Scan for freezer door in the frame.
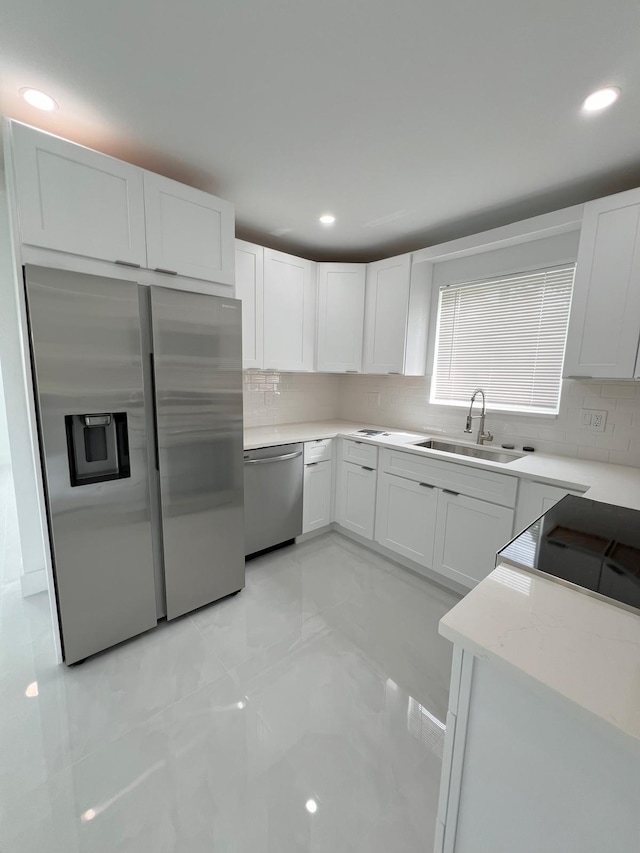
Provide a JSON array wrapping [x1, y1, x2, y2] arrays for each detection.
[[25, 265, 157, 664], [150, 286, 245, 619]]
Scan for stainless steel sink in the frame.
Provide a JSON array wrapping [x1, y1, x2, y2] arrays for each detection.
[[413, 439, 524, 464]]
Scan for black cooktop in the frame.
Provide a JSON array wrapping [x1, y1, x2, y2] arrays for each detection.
[[498, 495, 640, 614]]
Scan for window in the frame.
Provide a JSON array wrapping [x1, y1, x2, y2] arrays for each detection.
[[431, 265, 575, 414]]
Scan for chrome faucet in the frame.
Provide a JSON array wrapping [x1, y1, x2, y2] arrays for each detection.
[[464, 389, 493, 445]]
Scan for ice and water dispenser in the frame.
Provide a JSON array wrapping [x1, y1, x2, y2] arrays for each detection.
[[65, 412, 130, 486]]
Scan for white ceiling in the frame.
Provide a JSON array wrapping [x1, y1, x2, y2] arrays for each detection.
[[1, 0, 639, 261]]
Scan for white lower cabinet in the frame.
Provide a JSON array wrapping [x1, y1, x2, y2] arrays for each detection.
[[303, 460, 332, 533], [514, 479, 582, 534], [336, 461, 377, 539], [433, 492, 514, 588], [375, 472, 438, 569]]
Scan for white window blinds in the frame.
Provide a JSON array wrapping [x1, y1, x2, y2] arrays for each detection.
[[431, 265, 575, 414]]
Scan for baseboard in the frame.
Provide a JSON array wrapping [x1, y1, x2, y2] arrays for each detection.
[[332, 524, 467, 597], [295, 525, 333, 544], [20, 568, 48, 597]]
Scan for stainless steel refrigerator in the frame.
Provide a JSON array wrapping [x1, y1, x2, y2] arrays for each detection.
[[25, 264, 245, 664]]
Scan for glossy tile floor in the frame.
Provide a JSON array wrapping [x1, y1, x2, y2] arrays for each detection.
[[0, 467, 460, 852]]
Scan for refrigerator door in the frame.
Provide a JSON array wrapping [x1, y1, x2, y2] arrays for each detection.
[[150, 286, 245, 619], [25, 265, 157, 664]]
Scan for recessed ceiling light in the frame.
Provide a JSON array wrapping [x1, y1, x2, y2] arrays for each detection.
[[319, 214, 336, 226], [20, 87, 58, 112], [581, 87, 620, 112], [305, 799, 318, 814]]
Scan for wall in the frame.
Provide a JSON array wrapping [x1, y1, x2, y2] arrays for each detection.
[[338, 374, 640, 467], [0, 362, 11, 468], [243, 371, 341, 427], [0, 180, 48, 596]]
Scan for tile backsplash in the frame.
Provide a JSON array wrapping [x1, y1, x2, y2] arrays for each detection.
[[243, 371, 640, 468], [339, 374, 640, 467], [243, 372, 341, 427]]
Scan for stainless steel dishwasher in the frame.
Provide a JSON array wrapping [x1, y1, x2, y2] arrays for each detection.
[[243, 443, 304, 557]]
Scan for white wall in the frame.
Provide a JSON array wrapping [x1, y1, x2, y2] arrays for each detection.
[[0, 362, 10, 468], [0, 182, 48, 594], [243, 371, 341, 427]]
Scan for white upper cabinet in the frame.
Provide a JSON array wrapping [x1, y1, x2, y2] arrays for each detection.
[[10, 121, 146, 266], [234, 240, 264, 369], [143, 172, 234, 285], [263, 249, 316, 371], [362, 254, 431, 375], [316, 263, 366, 372], [564, 188, 640, 379]]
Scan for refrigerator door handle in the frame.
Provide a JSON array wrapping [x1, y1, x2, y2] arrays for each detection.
[[244, 451, 303, 465], [149, 353, 160, 472]]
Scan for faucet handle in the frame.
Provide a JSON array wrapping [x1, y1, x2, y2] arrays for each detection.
[[482, 431, 494, 443]]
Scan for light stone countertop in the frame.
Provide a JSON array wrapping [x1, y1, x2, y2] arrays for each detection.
[[440, 563, 640, 746], [244, 418, 640, 510]]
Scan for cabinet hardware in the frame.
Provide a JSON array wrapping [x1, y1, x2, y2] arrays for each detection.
[[443, 489, 459, 496], [361, 466, 374, 471], [387, 371, 401, 375], [244, 450, 302, 465], [419, 482, 434, 489], [306, 462, 319, 467], [154, 267, 178, 276], [115, 260, 141, 268], [354, 440, 363, 444], [345, 370, 358, 373]]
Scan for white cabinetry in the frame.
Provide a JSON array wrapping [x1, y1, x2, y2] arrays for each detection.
[[316, 263, 366, 372], [8, 121, 235, 286], [263, 249, 316, 371], [564, 188, 640, 379], [514, 479, 582, 534], [303, 461, 332, 533], [374, 448, 516, 587], [362, 254, 431, 375], [433, 491, 514, 588], [375, 472, 438, 569], [302, 439, 333, 534], [336, 453, 377, 540], [235, 240, 264, 369], [143, 172, 234, 285], [10, 121, 146, 266]]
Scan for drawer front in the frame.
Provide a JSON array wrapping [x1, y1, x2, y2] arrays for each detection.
[[341, 439, 378, 469], [380, 448, 517, 507], [304, 438, 333, 464]]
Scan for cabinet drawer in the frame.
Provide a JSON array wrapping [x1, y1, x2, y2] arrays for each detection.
[[341, 439, 378, 469], [304, 439, 333, 464], [380, 448, 517, 508]]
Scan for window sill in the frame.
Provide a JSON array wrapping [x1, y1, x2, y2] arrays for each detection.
[[429, 399, 559, 420]]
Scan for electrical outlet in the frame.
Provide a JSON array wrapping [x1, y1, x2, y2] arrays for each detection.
[[580, 409, 607, 432]]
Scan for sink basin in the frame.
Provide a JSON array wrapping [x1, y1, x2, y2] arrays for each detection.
[[413, 439, 524, 464]]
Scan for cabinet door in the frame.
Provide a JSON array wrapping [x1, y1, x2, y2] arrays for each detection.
[[144, 172, 234, 284], [235, 240, 264, 368], [564, 189, 640, 379], [514, 480, 580, 534], [263, 249, 316, 371], [336, 462, 376, 539], [375, 472, 437, 569], [303, 460, 332, 533], [362, 254, 411, 374], [11, 121, 146, 265], [316, 263, 366, 372], [434, 492, 514, 588]]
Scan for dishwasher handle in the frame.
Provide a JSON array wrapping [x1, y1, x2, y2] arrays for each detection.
[[244, 450, 303, 465]]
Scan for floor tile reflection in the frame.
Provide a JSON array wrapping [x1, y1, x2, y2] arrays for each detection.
[[0, 514, 460, 852]]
